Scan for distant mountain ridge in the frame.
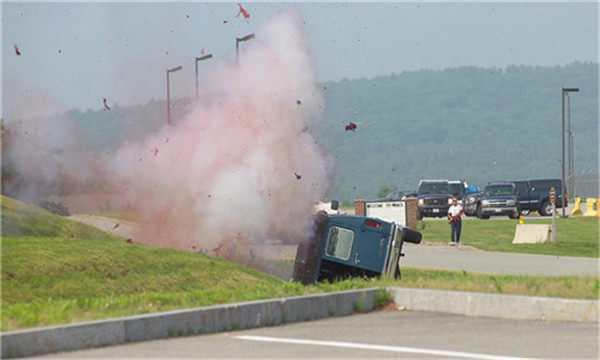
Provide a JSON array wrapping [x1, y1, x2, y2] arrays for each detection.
[[2, 62, 598, 203]]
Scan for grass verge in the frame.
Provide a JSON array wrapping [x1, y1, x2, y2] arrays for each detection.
[[416, 217, 599, 258]]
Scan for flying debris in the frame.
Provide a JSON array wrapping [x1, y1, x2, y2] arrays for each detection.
[[103, 98, 111, 111], [13, 42, 21, 56], [113, 223, 120, 229], [296, 99, 302, 106], [152, 147, 159, 157], [301, 125, 309, 133], [295, 172, 302, 180], [237, 3, 250, 22], [345, 122, 357, 132]]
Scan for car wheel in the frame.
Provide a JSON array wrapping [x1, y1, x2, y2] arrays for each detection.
[[539, 201, 553, 216], [508, 211, 519, 219]]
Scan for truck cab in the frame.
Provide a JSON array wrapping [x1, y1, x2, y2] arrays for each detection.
[[292, 209, 422, 285], [416, 180, 453, 220]]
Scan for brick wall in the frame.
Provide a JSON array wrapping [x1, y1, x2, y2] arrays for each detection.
[[404, 198, 417, 229], [354, 199, 365, 216]]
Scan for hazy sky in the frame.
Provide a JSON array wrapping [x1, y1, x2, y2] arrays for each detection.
[[2, 1, 598, 118]]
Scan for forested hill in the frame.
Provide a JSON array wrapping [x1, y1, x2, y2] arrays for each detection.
[[2, 63, 598, 204], [313, 62, 598, 202]]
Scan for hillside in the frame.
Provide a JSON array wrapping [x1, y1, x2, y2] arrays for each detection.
[[312, 63, 598, 202], [2, 63, 598, 204]]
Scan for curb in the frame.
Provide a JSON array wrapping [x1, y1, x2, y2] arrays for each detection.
[[2, 288, 598, 358], [1, 288, 381, 358], [388, 288, 599, 322]]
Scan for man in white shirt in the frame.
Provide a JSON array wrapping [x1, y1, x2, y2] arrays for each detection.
[[447, 198, 463, 246]]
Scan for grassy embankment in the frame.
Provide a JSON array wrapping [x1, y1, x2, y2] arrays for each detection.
[[2, 195, 598, 331]]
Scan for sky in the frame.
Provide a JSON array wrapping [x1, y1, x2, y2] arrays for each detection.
[[2, 1, 598, 119]]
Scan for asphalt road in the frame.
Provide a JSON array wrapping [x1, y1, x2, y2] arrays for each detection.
[[69, 214, 599, 278], [36, 309, 598, 359]]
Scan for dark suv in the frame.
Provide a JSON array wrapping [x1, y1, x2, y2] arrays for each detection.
[[477, 182, 519, 219], [417, 180, 453, 220]]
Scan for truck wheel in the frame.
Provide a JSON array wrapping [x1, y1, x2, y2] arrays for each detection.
[[519, 209, 530, 216], [476, 206, 487, 219], [539, 201, 553, 216]]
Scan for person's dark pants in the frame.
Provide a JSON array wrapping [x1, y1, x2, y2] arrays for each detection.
[[451, 220, 462, 243]]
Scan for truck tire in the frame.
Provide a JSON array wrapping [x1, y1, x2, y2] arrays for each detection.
[[539, 201, 553, 216], [476, 206, 489, 219]]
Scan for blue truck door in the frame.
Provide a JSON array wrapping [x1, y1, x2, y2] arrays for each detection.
[[324, 217, 391, 274], [514, 181, 531, 210], [348, 218, 391, 274]]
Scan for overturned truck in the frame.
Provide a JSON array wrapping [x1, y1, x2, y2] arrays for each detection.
[[293, 203, 422, 285]]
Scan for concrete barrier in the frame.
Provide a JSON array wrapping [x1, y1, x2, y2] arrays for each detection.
[[389, 288, 599, 322], [583, 198, 597, 216], [570, 197, 583, 216], [512, 224, 551, 244]]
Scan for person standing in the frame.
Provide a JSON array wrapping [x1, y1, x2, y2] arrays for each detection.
[[447, 198, 463, 246]]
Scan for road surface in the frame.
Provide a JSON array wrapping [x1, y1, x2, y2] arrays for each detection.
[[38, 309, 598, 359]]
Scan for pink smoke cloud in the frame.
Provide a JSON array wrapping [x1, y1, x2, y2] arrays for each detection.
[[109, 11, 333, 253]]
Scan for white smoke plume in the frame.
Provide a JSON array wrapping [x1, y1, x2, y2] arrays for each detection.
[[109, 11, 333, 253]]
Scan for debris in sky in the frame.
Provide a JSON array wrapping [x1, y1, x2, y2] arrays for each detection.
[[185, 14, 190, 19], [13, 42, 21, 56], [165, 137, 170, 143], [296, 99, 302, 106], [237, 3, 250, 22], [295, 172, 302, 180], [301, 125, 309, 133], [113, 223, 120, 229], [201, 48, 205, 55], [345, 122, 357, 132], [223, 20, 228, 24], [152, 147, 159, 156], [103, 98, 111, 111]]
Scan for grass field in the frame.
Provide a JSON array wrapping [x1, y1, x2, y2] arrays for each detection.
[[2, 195, 599, 331], [416, 217, 599, 258]]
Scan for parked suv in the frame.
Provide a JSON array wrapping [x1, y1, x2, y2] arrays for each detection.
[[509, 179, 567, 216], [477, 182, 519, 219], [417, 180, 453, 220]]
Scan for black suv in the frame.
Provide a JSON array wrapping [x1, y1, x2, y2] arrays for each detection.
[[417, 180, 453, 220]]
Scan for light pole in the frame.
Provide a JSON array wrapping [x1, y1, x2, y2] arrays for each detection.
[[167, 65, 183, 126], [236, 33, 255, 65], [561, 87, 579, 217], [195, 54, 212, 100]]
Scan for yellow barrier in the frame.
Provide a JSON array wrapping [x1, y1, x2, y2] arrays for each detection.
[[597, 198, 600, 217], [570, 197, 583, 216], [583, 198, 597, 217]]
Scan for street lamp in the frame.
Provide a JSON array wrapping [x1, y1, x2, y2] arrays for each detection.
[[195, 54, 212, 100], [236, 33, 255, 65], [561, 87, 579, 217], [167, 65, 183, 126]]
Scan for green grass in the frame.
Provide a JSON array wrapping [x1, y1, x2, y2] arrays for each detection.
[[416, 217, 599, 258], [2, 195, 599, 331]]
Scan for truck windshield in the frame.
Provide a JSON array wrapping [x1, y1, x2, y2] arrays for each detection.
[[448, 183, 465, 197], [419, 183, 449, 195], [483, 185, 515, 196]]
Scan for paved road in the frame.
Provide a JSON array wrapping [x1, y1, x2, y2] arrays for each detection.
[[401, 243, 599, 276], [69, 214, 598, 278], [37, 309, 598, 359]]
